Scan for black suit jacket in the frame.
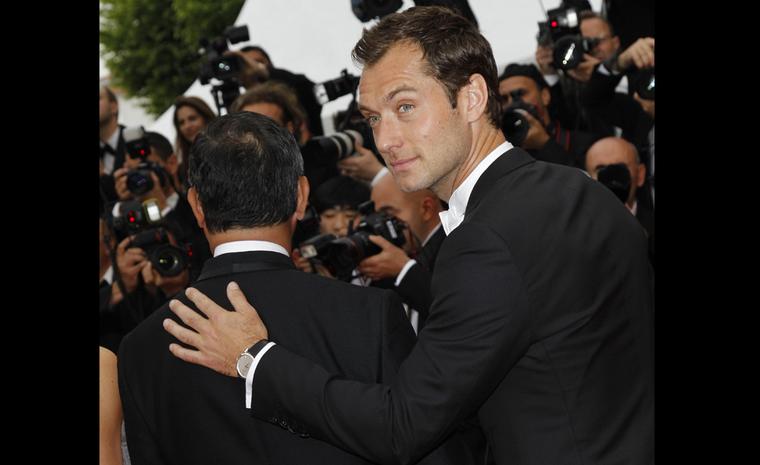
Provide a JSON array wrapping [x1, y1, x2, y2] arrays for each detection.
[[248, 148, 655, 465], [118, 250, 474, 464], [395, 226, 445, 329]]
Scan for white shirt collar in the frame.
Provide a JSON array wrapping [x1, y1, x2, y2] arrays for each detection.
[[439, 140, 513, 235], [213, 240, 289, 258], [101, 265, 114, 285], [161, 192, 180, 217], [627, 200, 638, 216]]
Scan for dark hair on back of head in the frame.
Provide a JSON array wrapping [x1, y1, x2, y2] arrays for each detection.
[[352, 6, 501, 128], [188, 112, 304, 233], [144, 131, 174, 162]]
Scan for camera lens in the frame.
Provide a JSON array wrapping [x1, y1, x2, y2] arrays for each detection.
[[150, 246, 185, 277], [552, 35, 585, 70], [501, 110, 529, 146], [126, 170, 154, 196], [313, 129, 363, 160], [636, 69, 655, 100], [597, 164, 631, 204]]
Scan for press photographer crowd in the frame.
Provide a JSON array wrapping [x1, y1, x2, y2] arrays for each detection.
[[100, 2, 654, 464]]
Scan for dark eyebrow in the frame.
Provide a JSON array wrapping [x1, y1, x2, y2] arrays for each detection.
[[385, 85, 417, 102], [358, 85, 417, 114]]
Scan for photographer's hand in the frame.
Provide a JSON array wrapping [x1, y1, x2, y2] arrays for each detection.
[[535, 45, 557, 76], [567, 54, 601, 83], [116, 235, 148, 294], [337, 144, 383, 183], [633, 92, 655, 120], [519, 110, 551, 151], [113, 167, 133, 201], [163, 282, 268, 378], [617, 37, 655, 71], [358, 235, 411, 281]]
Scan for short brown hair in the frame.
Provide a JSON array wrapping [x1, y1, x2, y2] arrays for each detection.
[[229, 81, 306, 141], [352, 6, 501, 128]]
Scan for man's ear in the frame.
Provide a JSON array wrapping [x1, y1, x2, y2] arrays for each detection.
[[294, 176, 310, 221], [635, 163, 646, 188], [187, 186, 206, 230], [420, 196, 437, 222], [462, 73, 489, 123]]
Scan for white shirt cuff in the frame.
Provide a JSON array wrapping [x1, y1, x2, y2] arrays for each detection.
[[394, 259, 417, 287], [245, 341, 276, 409], [370, 167, 389, 187]]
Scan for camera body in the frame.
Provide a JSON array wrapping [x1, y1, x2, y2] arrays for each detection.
[[125, 161, 170, 196], [500, 89, 542, 146], [198, 25, 250, 85], [634, 68, 655, 100], [314, 69, 360, 105], [111, 199, 163, 239], [537, 6, 581, 47], [128, 228, 189, 278], [123, 126, 151, 160], [298, 201, 407, 281], [537, 6, 595, 71], [597, 163, 631, 204]]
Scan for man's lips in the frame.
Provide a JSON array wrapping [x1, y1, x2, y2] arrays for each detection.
[[390, 157, 419, 171]]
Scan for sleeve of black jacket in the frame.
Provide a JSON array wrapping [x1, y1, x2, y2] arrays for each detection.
[[248, 221, 532, 465], [395, 263, 433, 326]]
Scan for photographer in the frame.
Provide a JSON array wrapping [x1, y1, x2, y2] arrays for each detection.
[[228, 44, 324, 137], [499, 63, 600, 168], [575, 11, 654, 175], [357, 172, 445, 332], [584, 137, 653, 266], [108, 132, 210, 319]]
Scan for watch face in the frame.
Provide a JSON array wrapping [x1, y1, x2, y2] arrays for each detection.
[[237, 353, 254, 378]]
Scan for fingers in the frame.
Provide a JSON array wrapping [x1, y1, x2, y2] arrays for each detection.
[[168, 298, 209, 332], [184, 287, 225, 319], [226, 281, 257, 316], [367, 234, 392, 249], [163, 318, 203, 349], [168, 342, 203, 364]]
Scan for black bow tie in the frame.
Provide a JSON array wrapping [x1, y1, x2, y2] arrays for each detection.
[[100, 143, 116, 159]]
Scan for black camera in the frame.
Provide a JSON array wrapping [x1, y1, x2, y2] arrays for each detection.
[[110, 199, 163, 239], [298, 201, 407, 281], [500, 89, 542, 146], [597, 163, 631, 204], [198, 25, 250, 114], [537, 6, 581, 47], [128, 228, 189, 277], [198, 25, 250, 85], [552, 35, 599, 71], [351, 0, 402, 23], [634, 68, 655, 100], [123, 126, 151, 160], [536, 5, 595, 71], [314, 69, 360, 105], [126, 161, 170, 196]]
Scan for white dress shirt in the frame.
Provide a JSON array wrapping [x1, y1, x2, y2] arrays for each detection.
[[439, 140, 513, 236], [100, 128, 121, 175]]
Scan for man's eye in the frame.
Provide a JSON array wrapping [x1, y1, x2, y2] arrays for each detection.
[[399, 104, 414, 113], [365, 115, 380, 127]]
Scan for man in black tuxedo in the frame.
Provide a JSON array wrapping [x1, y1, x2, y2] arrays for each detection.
[[118, 112, 474, 464], [99, 85, 127, 205], [164, 7, 654, 465]]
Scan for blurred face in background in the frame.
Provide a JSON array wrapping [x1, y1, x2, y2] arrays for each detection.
[[176, 105, 207, 144]]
